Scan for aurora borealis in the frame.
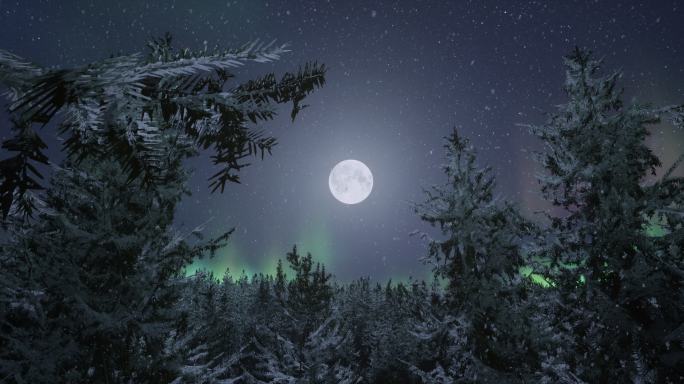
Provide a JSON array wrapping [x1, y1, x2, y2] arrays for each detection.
[[2, 0, 683, 282]]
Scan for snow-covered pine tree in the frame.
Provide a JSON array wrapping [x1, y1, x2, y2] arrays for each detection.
[[367, 281, 411, 382], [283, 245, 333, 378], [0, 155, 230, 383], [0, 35, 325, 383], [275, 258, 287, 302], [0, 33, 325, 220], [414, 129, 538, 382], [332, 278, 377, 381], [529, 47, 683, 383], [640, 105, 684, 381], [407, 313, 475, 384]]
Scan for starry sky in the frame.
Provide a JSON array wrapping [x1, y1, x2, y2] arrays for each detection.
[[1, 0, 683, 282]]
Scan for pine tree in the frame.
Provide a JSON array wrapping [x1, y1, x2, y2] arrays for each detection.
[[283, 245, 333, 378], [529, 47, 684, 382], [0, 34, 325, 219], [286, 245, 333, 325], [0, 35, 325, 383], [0, 155, 230, 382], [275, 258, 287, 302], [414, 129, 538, 381], [335, 278, 376, 381]]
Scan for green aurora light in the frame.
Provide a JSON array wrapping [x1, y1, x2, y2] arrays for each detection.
[[185, 214, 670, 286]]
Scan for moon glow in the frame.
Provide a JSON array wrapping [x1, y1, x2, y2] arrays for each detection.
[[329, 160, 373, 204]]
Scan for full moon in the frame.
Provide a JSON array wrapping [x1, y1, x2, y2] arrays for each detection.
[[328, 160, 373, 204]]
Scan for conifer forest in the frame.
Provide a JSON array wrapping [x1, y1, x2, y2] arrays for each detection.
[[0, 2, 683, 383]]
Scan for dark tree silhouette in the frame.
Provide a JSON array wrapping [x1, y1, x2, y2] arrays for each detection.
[[0, 35, 325, 383], [0, 33, 325, 219], [528, 48, 683, 383]]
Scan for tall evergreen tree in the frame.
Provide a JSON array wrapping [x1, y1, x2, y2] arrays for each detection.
[[414, 129, 538, 382], [284, 245, 333, 377], [275, 258, 287, 302], [0, 155, 229, 382], [529, 47, 683, 383]]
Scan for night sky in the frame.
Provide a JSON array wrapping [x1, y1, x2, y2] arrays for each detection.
[[1, 1, 683, 282]]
